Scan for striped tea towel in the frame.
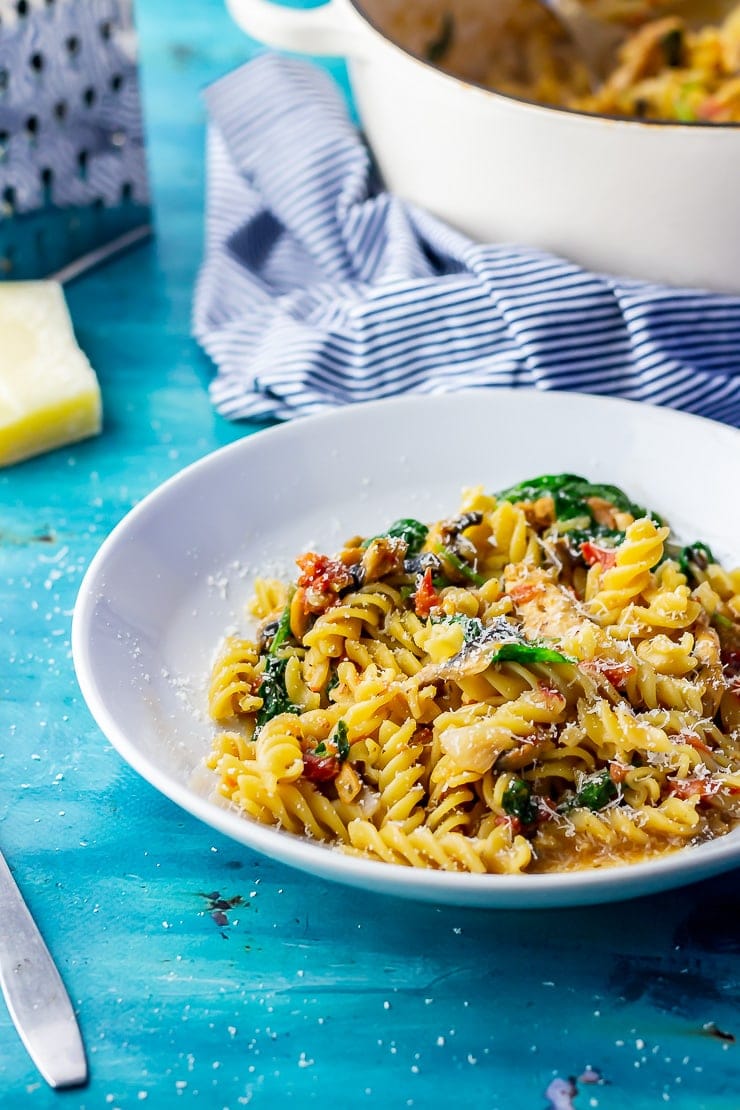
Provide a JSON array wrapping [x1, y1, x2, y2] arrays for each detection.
[[192, 54, 740, 426]]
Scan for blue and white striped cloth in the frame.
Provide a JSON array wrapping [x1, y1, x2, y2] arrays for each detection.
[[192, 54, 740, 426]]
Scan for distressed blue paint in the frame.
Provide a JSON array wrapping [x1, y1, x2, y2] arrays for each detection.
[[0, 2, 739, 1107]]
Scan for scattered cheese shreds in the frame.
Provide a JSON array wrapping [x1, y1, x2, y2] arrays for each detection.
[[0, 280, 102, 467]]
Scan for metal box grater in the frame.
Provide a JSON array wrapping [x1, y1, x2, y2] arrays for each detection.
[[0, 0, 151, 281]]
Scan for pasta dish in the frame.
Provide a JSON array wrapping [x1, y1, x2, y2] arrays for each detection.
[[360, 0, 740, 122], [206, 474, 740, 875]]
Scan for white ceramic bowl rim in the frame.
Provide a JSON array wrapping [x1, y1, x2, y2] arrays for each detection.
[[348, 0, 740, 129]]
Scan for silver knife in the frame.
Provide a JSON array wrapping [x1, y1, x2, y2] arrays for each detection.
[[0, 848, 87, 1089]]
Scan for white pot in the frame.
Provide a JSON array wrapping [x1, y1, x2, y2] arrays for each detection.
[[226, 0, 740, 293]]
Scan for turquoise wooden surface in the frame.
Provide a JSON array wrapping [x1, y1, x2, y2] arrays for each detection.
[[1, 1, 739, 1106]]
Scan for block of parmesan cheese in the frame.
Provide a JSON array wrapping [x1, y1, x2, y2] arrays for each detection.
[[0, 281, 102, 467]]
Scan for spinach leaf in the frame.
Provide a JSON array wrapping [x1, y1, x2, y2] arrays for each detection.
[[491, 643, 575, 666], [256, 656, 300, 729], [555, 478, 655, 523], [363, 518, 428, 557], [333, 720, 350, 763], [502, 777, 538, 826], [573, 771, 618, 812], [326, 670, 340, 696], [713, 611, 735, 631], [269, 599, 293, 656], [561, 526, 623, 551], [312, 722, 349, 762], [495, 474, 584, 505], [495, 473, 634, 520], [255, 595, 301, 729], [678, 542, 717, 584], [434, 543, 486, 586]]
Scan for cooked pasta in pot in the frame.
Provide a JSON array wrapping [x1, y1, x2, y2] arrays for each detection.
[[206, 474, 740, 874], [361, 0, 740, 122]]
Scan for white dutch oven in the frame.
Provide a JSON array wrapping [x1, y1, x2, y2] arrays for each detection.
[[226, 0, 740, 293]]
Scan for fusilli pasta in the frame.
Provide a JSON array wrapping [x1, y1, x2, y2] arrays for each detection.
[[206, 473, 740, 874]]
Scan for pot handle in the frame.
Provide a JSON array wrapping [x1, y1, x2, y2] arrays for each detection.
[[225, 0, 366, 57]]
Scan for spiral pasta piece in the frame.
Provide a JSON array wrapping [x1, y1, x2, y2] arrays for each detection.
[[255, 713, 304, 792], [208, 638, 262, 721], [588, 519, 669, 624]]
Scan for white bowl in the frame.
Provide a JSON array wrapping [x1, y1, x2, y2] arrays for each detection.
[[226, 0, 740, 294], [71, 390, 740, 907]]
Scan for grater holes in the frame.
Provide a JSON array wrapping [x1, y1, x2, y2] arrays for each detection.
[[53, 99, 67, 122], [40, 166, 53, 202], [77, 148, 88, 179], [65, 34, 81, 58], [0, 68, 8, 94], [30, 52, 44, 74], [25, 115, 39, 139], [2, 185, 16, 215], [110, 73, 124, 93], [82, 86, 96, 108], [100, 20, 113, 41], [16, 0, 29, 16], [121, 181, 133, 202]]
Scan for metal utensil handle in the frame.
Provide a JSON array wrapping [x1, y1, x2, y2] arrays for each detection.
[[0, 850, 87, 1089]]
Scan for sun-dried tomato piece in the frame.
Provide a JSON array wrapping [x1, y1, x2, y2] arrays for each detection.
[[414, 567, 442, 619], [508, 581, 543, 604], [581, 658, 635, 688], [296, 552, 354, 614], [609, 762, 630, 785], [303, 750, 340, 782], [668, 778, 721, 800], [494, 814, 522, 835], [682, 733, 713, 756], [580, 541, 618, 569]]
